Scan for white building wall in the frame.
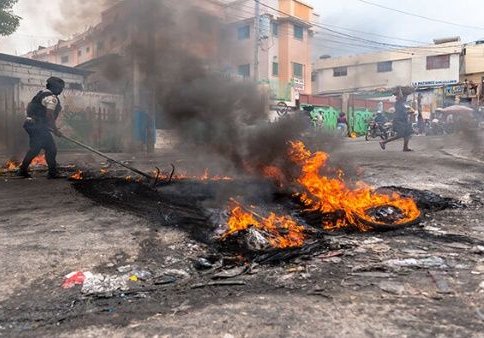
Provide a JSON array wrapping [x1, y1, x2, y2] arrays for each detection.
[[0, 60, 123, 117], [410, 54, 460, 87], [315, 58, 412, 94]]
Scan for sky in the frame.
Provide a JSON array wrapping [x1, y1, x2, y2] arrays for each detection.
[[1, 0, 484, 57]]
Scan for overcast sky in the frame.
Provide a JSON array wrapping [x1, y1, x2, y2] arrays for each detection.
[[1, 0, 484, 57]]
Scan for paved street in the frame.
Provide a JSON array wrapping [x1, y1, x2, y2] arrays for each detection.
[[0, 133, 483, 337]]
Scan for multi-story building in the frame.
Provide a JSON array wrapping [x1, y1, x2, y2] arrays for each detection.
[[24, 0, 223, 67], [223, 0, 317, 104], [312, 38, 463, 96]]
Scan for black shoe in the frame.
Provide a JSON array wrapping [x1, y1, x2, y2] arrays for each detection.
[[16, 170, 32, 178]]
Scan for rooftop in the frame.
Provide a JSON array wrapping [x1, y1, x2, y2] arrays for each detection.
[[0, 53, 90, 76]]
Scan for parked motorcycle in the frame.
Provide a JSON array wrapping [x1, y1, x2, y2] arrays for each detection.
[[365, 120, 392, 141]]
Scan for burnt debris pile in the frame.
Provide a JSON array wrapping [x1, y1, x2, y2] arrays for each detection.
[[72, 176, 462, 264]]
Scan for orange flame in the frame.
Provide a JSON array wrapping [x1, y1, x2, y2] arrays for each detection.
[[224, 200, 305, 249], [31, 154, 47, 166], [201, 168, 209, 180], [4, 159, 19, 171], [288, 141, 420, 231], [70, 170, 83, 180], [262, 165, 286, 187]]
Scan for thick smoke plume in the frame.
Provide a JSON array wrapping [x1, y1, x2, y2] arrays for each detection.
[[53, 0, 119, 36], [112, 0, 322, 175]]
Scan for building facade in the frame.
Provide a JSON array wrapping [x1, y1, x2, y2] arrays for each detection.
[[223, 0, 316, 103], [312, 39, 462, 95]]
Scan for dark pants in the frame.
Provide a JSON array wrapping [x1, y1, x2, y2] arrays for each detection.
[[20, 126, 57, 175]]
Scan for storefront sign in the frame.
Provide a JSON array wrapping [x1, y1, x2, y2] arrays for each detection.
[[444, 84, 465, 96], [292, 78, 305, 91], [412, 80, 457, 87]]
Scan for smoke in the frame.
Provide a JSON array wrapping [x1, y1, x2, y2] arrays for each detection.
[[53, 0, 119, 36], [454, 117, 484, 159], [108, 0, 316, 175], [50, 0, 341, 178]]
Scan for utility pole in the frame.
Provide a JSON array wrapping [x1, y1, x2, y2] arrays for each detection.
[[254, 0, 260, 82]]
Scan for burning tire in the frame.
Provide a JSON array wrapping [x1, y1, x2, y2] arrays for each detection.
[[354, 204, 421, 231]]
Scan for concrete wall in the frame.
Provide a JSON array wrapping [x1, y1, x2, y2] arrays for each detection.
[[411, 54, 460, 86], [314, 58, 412, 94], [0, 59, 124, 154], [464, 44, 484, 75]]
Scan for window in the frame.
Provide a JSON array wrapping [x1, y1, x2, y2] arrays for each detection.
[[294, 24, 304, 40], [333, 66, 348, 77], [426, 55, 450, 70], [271, 22, 278, 37], [77, 50, 82, 57], [238, 25, 250, 40], [293, 62, 303, 78], [238, 64, 250, 78], [61, 55, 69, 64], [272, 62, 279, 77], [86, 47, 90, 53], [377, 61, 392, 73]]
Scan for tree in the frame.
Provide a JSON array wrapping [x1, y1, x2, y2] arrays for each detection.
[[0, 0, 20, 36]]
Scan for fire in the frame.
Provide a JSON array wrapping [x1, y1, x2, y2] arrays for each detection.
[[70, 170, 83, 180], [262, 165, 286, 187], [288, 141, 420, 231], [224, 200, 305, 249], [201, 168, 209, 180], [31, 154, 47, 166], [4, 159, 19, 171]]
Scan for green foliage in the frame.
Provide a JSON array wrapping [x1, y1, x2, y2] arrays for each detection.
[[0, 0, 21, 36]]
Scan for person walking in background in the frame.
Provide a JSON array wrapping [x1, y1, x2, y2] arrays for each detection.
[[337, 112, 348, 136], [379, 87, 414, 152]]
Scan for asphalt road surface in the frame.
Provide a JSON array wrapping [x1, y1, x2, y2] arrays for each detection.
[[0, 134, 483, 337]]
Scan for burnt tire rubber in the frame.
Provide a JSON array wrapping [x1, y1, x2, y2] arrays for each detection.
[[354, 212, 421, 231]]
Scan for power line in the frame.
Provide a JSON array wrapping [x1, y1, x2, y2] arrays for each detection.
[[254, 1, 466, 53], [224, 1, 463, 52], [320, 22, 427, 45], [228, 1, 462, 57], [354, 0, 484, 31]]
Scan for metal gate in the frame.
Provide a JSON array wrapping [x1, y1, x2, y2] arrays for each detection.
[[0, 76, 24, 155]]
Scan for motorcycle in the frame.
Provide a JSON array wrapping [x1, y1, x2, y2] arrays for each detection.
[[365, 119, 392, 141]]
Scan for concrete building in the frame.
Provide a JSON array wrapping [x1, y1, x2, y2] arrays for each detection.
[[223, 0, 317, 103], [312, 39, 462, 95]]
